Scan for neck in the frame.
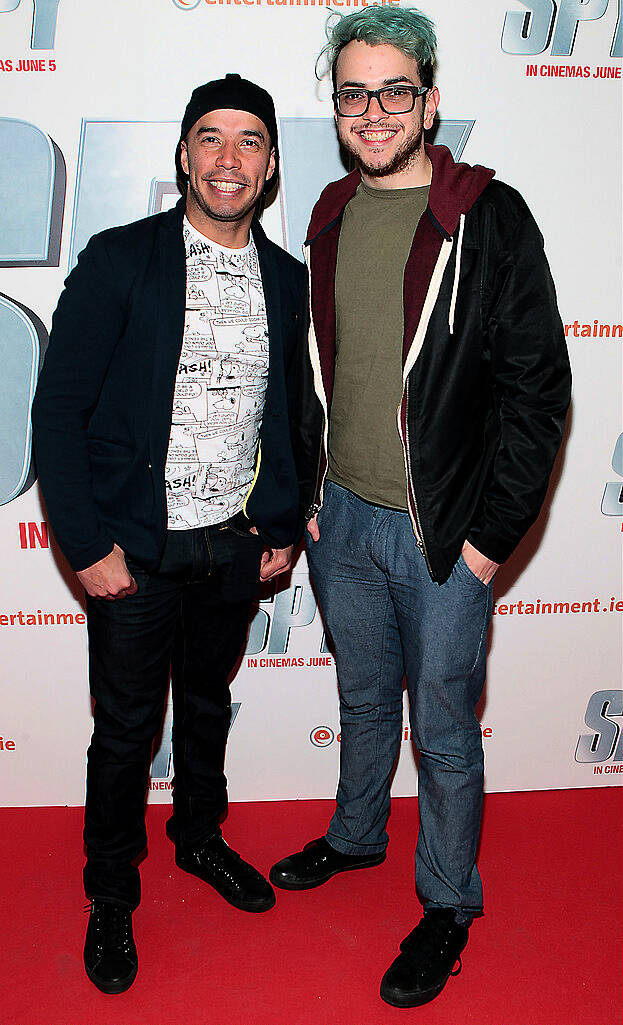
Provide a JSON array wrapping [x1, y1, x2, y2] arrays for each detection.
[[184, 201, 254, 249], [360, 149, 432, 191]]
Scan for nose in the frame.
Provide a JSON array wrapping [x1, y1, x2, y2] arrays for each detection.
[[216, 141, 241, 169], [364, 93, 386, 122]]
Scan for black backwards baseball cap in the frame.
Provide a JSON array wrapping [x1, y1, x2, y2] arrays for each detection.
[[176, 73, 279, 193]]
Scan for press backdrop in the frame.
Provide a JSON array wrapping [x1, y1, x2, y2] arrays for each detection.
[[1, 0, 621, 807]]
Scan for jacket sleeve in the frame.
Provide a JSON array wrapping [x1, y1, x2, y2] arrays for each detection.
[[286, 266, 324, 537], [31, 234, 127, 571], [466, 199, 571, 563]]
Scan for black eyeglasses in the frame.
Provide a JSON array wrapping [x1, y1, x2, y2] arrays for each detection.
[[333, 85, 428, 117]]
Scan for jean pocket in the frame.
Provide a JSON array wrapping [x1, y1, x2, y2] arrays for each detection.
[[456, 553, 490, 589], [225, 511, 262, 539], [228, 524, 260, 539]]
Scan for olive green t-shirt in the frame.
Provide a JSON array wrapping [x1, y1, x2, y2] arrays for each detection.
[[328, 180, 430, 510]]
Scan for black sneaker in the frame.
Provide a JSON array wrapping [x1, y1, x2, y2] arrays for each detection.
[[83, 899, 138, 994], [380, 909, 469, 1008], [174, 833, 276, 913]]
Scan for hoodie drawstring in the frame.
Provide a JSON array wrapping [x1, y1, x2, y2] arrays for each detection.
[[448, 213, 465, 336]]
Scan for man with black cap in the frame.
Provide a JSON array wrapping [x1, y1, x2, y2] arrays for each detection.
[[32, 74, 318, 994]]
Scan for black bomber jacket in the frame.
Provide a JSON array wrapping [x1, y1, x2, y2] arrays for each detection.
[[304, 144, 571, 583]]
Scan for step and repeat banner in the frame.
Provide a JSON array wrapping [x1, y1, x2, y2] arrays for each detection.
[[1, 0, 621, 807]]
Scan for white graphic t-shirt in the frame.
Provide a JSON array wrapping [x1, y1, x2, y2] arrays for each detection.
[[165, 219, 268, 529]]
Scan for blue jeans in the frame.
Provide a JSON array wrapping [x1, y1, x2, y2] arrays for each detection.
[[84, 523, 264, 909], [306, 482, 493, 925]]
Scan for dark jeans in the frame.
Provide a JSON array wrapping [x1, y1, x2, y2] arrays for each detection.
[[83, 523, 263, 910]]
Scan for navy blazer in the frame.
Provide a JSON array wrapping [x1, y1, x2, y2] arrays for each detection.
[[32, 198, 316, 572]]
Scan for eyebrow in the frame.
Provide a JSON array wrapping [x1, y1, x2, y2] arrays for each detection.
[[195, 126, 266, 143], [338, 76, 416, 88]]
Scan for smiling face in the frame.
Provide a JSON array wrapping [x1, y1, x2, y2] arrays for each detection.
[[180, 108, 276, 246], [334, 41, 439, 189]]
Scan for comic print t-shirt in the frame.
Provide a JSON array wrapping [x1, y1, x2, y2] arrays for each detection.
[[164, 219, 268, 529]]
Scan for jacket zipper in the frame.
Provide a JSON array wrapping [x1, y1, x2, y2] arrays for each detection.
[[400, 379, 433, 575], [303, 243, 330, 517], [397, 236, 455, 578], [307, 429, 326, 519]]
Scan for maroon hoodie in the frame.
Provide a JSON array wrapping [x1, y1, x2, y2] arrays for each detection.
[[305, 144, 494, 409]]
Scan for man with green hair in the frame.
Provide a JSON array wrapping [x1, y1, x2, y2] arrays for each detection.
[[270, 4, 570, 1009]]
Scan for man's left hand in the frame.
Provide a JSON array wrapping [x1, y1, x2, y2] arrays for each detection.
[[461, 540, 500, 585], [259, 544, 294, 581], [248, 527, 293, 580]]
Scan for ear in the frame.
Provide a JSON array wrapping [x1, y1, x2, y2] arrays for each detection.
[[180, 140, 189, 177], [267, 146, 276, 181], [424, 86, 440, 131]]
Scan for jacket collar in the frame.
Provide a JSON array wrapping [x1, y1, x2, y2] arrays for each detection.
[[162, 195, 186, 234], [305, 144, 495, 244], [306, 169, 361, 243], [426, 144, 494, 236], [162, 195, 270, 251]]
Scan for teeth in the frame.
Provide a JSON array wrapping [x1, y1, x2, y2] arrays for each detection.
[[359, 130, 395, 142], [211, 181, 245, 192]]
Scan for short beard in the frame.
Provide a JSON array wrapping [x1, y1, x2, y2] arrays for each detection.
[[340, 121, 425, 180]]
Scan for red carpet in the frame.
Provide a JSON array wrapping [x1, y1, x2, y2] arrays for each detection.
[[1, 789, 621, 1025]]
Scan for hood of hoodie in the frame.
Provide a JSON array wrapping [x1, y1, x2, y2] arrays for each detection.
[[306, 143, 495, 244]]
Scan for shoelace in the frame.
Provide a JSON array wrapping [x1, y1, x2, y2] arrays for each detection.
[[401, 916, 464, 974], [197, 838, 260, 881], [84, 901, 134, 955]]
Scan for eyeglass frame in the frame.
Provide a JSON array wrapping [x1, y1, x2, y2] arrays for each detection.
[[332, 84, 429, 117]]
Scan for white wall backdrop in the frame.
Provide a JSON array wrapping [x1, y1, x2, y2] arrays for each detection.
[[0, 0, 621, 807]]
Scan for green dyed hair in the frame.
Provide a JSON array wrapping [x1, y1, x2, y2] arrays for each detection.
[[319, 6, 437, 90]]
